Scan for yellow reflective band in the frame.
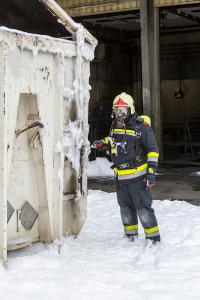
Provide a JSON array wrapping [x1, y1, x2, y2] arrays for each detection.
[[144, 226, 159, 234], [113, 129, 136, 134], [147, 152, 159, 158], [111, 143, 117, 154], [124, 224, 138, 231], [114, 163, 147, 176], [148, 167, 154, 174], [102, 137, 109, 144]]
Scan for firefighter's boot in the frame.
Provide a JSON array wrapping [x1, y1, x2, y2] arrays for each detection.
[[146, 235, 161, 246], [125, 233, 138, 242]]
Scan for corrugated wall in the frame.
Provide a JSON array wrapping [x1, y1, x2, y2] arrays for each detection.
[[57, 0, 200, 16]]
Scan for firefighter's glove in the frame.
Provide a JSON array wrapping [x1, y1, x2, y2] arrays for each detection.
[[144, 174, 156, 189], [91, 137, 109, 149]]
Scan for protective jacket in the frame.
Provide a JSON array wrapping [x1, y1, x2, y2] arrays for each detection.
[[103, 114, 159, 183]]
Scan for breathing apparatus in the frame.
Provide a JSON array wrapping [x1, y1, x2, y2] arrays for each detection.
[[112, 108, 129, 123]]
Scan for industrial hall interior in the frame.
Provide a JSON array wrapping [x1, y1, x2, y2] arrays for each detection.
[[0, 0, 200, 297], [57, 0, 200, 204]]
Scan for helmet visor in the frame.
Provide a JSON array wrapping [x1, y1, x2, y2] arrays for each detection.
[[113, 106, 129, 115]]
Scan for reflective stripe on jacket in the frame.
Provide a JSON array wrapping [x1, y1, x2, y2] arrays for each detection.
[[107, 114, 159, 182], [114, 163, 147, 181]]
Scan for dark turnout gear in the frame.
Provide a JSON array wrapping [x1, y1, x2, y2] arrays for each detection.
[[109, 114, 159, 183], [116, 180, 160, 241], [103, 109, 160, 242]]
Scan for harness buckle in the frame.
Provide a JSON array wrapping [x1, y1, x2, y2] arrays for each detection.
[[118, 163, 130, 169], [136, 130, 141, 138]]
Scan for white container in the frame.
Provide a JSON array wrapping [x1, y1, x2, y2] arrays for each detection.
[[0, 4, 97, 265]]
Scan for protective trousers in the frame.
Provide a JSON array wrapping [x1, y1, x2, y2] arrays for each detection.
[[116, 179, 160, 241]]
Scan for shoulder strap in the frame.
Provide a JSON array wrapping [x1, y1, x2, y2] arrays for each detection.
[[135, 117, 142, 138], [135, 120, 143, 167]]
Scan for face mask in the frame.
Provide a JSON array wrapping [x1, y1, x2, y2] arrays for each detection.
[[112, 107, 128, 121], [115, 110, 127, 122]]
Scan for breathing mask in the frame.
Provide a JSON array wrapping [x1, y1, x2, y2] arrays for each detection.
[[111, 107, 129, 128], [115, 110, 127, 121]]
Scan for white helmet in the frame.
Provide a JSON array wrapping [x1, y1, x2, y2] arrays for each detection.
[[113, 92, 135, 114]]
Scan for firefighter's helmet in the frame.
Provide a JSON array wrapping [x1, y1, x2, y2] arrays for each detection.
[[113, 92, 135, 114]]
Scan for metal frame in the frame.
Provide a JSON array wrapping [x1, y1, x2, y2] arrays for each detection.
[[40, 0, 97, 46]]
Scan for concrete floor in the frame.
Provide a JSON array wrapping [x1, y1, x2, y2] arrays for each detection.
[[88, 166, 200, 206]]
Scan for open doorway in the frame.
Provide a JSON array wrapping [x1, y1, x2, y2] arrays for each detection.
[[74, 11, 141, 144], [73, 4, 200, 202], [160, 5, 200, 165], [74, 5, 200, 166]]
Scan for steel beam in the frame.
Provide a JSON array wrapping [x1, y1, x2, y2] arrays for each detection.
[[168, 8, 200, 23], [140, 0, 162, 154]]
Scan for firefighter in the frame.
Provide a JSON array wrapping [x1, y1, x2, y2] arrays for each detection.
[[102, 92, 160, 244]]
